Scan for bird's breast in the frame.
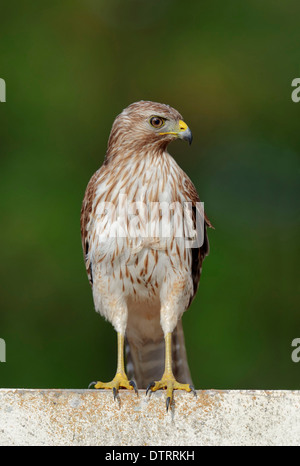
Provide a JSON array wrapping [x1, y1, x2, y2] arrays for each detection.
[[89, 152, 193, 300]]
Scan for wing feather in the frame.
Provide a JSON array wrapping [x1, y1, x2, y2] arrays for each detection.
[[181, 175, 214, 307], [80, 169, 101, 286]]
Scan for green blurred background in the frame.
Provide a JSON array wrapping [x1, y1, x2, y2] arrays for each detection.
[[0, 0, 299, 390]]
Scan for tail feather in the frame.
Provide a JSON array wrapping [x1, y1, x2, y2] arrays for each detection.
[[125, 319, 192, 389], [125, 337, 165, 389]]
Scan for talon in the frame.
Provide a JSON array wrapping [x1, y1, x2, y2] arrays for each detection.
[[146, 381, 155, 397], [113, 387, 118, 400], [129, 380, 138, 395], [88, 381, 97, 389], [166, 396, 171, 412], [189, 384, 197, 397]]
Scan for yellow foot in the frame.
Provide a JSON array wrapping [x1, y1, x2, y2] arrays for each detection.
[[146, 373, 196, 411], [89, 372, 138, 399]]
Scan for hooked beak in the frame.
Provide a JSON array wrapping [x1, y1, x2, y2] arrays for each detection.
[[177, 120, 193, 145], [159, 119, 193, 145]]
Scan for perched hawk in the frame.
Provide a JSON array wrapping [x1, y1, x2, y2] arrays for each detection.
[[81, 101, 212, 409]]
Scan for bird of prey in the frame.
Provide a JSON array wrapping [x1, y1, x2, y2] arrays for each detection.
[[81, 101, 212, 410]]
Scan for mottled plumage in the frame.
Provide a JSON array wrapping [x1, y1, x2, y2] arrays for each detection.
[[81, 101, 212, 396]]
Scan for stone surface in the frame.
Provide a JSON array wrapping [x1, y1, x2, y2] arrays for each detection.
[[0, 389, 299, 446]]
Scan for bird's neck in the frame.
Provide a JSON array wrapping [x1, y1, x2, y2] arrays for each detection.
[[104, 137, 170, 165], [100, 147, 181, 204]]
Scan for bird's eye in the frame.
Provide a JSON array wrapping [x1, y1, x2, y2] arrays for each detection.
[[150, 116, 165, 128]]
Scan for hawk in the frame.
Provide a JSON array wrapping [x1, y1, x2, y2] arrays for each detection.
[[81, 101, 212, 410]]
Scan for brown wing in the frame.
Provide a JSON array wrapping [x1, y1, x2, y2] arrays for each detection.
[[189, 211, 213, 305], [80, 168, 101, 286], [182, 175, 214, 307]]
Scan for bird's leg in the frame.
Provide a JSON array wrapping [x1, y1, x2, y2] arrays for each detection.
[[146, 332, 196, 411], [90, 332, 138, 397]]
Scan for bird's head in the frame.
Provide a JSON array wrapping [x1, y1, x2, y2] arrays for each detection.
[[107, 101, 192, 156]]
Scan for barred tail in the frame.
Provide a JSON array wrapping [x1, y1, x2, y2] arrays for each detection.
[[125, 319, 192, 389]]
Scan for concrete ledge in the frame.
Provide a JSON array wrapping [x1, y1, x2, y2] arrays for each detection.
[[0, 389, 299, 446]]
